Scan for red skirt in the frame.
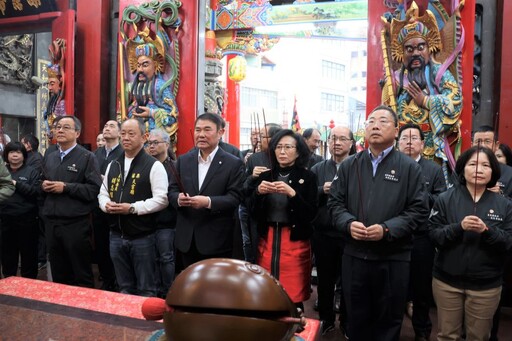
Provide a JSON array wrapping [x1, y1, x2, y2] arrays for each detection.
[[257, 225, 312, 303]]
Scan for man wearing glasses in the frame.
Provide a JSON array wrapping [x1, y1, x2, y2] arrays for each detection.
[[311, 126, 355, 336], [41, 116, 102, 288], [398, 123, 446, 341], [328, 105, 428, 341], [147, 128, 177, 297]]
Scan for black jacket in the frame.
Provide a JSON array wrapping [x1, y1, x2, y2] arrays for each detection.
[[429, 185, 512, 290], [328, 149, 429, 261], [42, 144, 101, 218], [0, 163, 39, 216], [310, 159, 340, 238], [250, 166, 318, 241], [416, 157, 447, 233]]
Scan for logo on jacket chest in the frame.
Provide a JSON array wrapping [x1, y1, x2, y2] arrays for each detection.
[[384, 169, 399, 182], [487, 209, 503, 222]]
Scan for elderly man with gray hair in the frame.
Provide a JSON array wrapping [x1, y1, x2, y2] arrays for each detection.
[[147, 128, 177, 297]]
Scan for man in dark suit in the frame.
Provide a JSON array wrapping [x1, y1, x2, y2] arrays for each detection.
[[303, 128, 324, 169], [169, 113, 245, 268], [92, 120, 123, 291]]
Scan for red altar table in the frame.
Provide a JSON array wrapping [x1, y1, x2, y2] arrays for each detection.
[[0, 277, 319, 340]]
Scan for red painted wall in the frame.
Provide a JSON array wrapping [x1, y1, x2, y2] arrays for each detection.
[[498, 0, 512, 146], [75, 0, 111, 147], [367, 0, 475, 153]]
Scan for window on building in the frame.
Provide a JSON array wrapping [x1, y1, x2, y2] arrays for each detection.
[[322, 60, 345, 81], [241, 87, 278, 109], [321, 93, 344, 112]]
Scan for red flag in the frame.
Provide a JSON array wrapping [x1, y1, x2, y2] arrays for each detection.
[[290, 97, 301, 133]]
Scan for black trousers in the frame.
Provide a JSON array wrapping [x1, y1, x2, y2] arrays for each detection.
[[343, 254, 409, 341], [1, 214, 39, 279], [410, 233, 435, 338], [311, 231, 346, 324], [46, 216, 94, 288], [92, 208, 116, 288]]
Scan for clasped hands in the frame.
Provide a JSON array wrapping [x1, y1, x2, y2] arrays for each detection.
[[258, 180, 296, 198], [461, 215, 488, 233], [350, 221, 384, 241], [42, 180, 66, 194], [178, 193, 210, 209], [105, 202, 131, 215]]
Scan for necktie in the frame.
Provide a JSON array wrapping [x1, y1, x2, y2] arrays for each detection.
[[105, 148, 111, 159], [60, 151, 65, 161]]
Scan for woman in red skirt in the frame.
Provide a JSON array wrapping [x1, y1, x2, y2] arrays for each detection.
[[250, 129, 318, 310]]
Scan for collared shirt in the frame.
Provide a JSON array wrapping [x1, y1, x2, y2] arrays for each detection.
[[59, 144, 78, 161], [105, 143, 120, 158], [368, 145, 394, 176], [198, 146, 219, 190]]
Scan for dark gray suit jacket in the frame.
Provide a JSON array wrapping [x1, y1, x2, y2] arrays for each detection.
[[169, 147, 245, 255]]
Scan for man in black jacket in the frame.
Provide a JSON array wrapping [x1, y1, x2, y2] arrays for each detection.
[[398, 123, 446, 341], [98, 119, 168, 296], [92, 120, 123, 291], [328, 106, 429, 341], [42, 116, 101, 288], [311, 126, 355, 336], [303, 128, 324, 169]]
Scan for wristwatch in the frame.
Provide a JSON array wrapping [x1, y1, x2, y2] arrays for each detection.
[[129, 204, 136, 214]]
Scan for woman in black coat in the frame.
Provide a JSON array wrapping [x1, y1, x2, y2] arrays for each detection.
[[0, 142, 40, 278], [429, 146, 512, 340], [250, 129, 318, 308]]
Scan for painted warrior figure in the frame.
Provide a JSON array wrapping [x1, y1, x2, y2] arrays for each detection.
[[382, 1, 463, 183], [44, 39, 67, 141], [120, 0, 181, 146], [127, 42, 178, 136]]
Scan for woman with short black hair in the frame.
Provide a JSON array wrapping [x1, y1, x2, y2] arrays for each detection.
[[429, 146, 512, 340], [0, 142, 40, 278], [250, 129, 318, 309]]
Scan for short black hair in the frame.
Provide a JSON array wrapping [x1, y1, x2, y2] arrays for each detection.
[[498, 143, 512, 167], [56, 115, 82, 132], [3, 141, 28, 164], [455, 145, 501, 188], [195, 113, 223, 131], [399, 122, 424, 141], [22, 134, 40, 150], [369, 105, 398, 127], [269, 129, 310, 170], [472, 125, 496, 141], [302, 128, 320, 139], [264, 123, 282, 139]]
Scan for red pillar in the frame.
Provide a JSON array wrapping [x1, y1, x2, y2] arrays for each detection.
[[75, 0, 111, 147], [224, 55, 241, 146], [498, 0, 512, 145]]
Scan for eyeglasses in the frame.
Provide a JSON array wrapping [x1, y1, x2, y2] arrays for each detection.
[[147, 141, 166, 146], [330, 136, 352, 143], [399, 136, 421, 142], [55, 125, 75, 131], [276, 145, 297, 151], [364, 118, 393, 128]]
